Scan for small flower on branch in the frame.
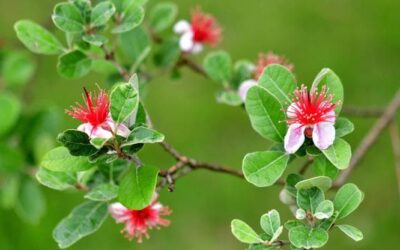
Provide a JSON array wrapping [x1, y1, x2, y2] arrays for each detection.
[[238, 52, 293, 101], [66, 88, 130, 139], [109, 194, 172, 243], [174, 8, 222, 54], [284, 85, 337, 154]]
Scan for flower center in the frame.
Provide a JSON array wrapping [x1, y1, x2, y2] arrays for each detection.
[[287, 85, 336, 127]]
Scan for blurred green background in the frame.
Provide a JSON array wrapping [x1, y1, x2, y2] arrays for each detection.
[[1, 0, 399, 249]]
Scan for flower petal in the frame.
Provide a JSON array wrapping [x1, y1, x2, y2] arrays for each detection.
[[179, 31, 194, 52], [191, 42, 203, 54], [284, 123, 306, 154], [91, 126, 113, 139], [173, 20, 191, 34], [324, 110, 336, 123], [238, 79, 257, 102], [77, 123, 93, 136], [312, 122, 335, 150], [286, 102, 301, 119], [106, 119, 130, 138]]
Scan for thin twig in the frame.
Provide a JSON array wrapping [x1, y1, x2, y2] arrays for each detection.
[[299, 158, 314, 175], [388, 121, 400, 195], [178, 55, 208, 77], [334, 90, 400, 187]]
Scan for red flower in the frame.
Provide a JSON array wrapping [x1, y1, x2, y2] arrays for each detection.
[[66, 88, 130, 139], [253, 52, 294, 80], [67, 88, 109, 127], [174, 8, 221, 53], [109, 196, 172, 242], [284, 85, 337, 153], [190, 9, 221, 46]]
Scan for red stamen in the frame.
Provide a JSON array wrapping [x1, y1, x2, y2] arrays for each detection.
[[191, 8, 221, 46], [286, 85, 336, 126], [253, 52, 294, 80], [66, 88, 110, 127]]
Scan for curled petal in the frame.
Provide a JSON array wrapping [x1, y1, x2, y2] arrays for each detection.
[[179, 31, 194, 52], [173, 20, 191, 34], [77, 123, 93, 136], [312, 122, 335, 150], [286, 102, 300, 119], [324, 110, 336, 123], [238, 79, 257, 102], [284, 123, 306, 154]]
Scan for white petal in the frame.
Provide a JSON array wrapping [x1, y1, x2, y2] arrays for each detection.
[[179, 31, 194, 52], [91, 126, 113, 139], [284, 123, 306, 154], [324, 110, 336, 123], [106, 119, 130, 138], [238, 79, 257, 102], [287, 103, 300, 119], [77, 123, 93, 136], [173, 20, 191, 34], [312, 122, 335, 150], [191, 42, 203, 54]]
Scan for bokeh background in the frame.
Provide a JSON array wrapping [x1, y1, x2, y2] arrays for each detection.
[[1, 0, 399, 249]]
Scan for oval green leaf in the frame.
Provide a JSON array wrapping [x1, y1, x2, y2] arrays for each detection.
[[110, 82, 139, 123], [203, 50, 232, 82], [91, 1, 116, 27], [321, 138, 351, 170], [41, 147, 93, 172], [52, 2, 85, 33], [334, 183, 364, 219], [14, 20, 64, 55], [57, 50, 92, 78], [295, 176, 332, 191], [245, 86, 287, 142], [243, 151, 289, 187], [231, 219, 262, 244]]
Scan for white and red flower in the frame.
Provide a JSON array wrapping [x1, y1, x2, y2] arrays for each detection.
[[66, 88, 130, 139], [174, 8, 221, 54], [109, 195, 172, 242], [284, 85, 337, 154], [238, 52, 294, 102]]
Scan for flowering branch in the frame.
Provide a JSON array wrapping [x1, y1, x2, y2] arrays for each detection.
[[388, 121, 400, 194], [334, 90, 400, 187]]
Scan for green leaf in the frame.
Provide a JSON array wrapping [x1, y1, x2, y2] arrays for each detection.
[[336, 224, 363, 241], [53, 201, 108, 249], [203, 50, 232, 82], [2, 51, 35, 87], [258, 64, 297, 107], [311, 68, 343, 114], [14, 20, 64, 55], [260, 209, 282, 241], [335, 117, 354, 138], [15, 178, 46, 224], [112, 3, 144, 33], [57, 50, 92, 78], [289, 225, 328, 249], [314, 200, 334, 219], [153, 38, 180, 68], [57, 129, 98, 156], [285, 173, 304, 197], [0, 93, 21, 136], [321, 138, 351, 170], [90, 138, 109, 149], [52, 2, 85, 33], [334, 183, 364, 219], [91, 1, 116, 27], [85, 183, 118, 201], [82, 34, 108, 47], [217, 91, 243, 106], [243, 151, 289, 187], [41, 147, 93, 172], [284, 220, 304, 230], [297, 187, 325, 213], [232, 60, 255, 87], [0, 144, 24, 172], [295, 176, 332, 191], [231, 219, 262, 244], [122, 126, 164, 147], [312, 155, 339, 179], [245, 86, 287, 142], [0, 174, 20, 209], [118, 166, 159, 209], [110, 82, 139, 123], [119, 27, 151, 66], [36, 167, 77, 190], [149, 2, 178, 32]]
